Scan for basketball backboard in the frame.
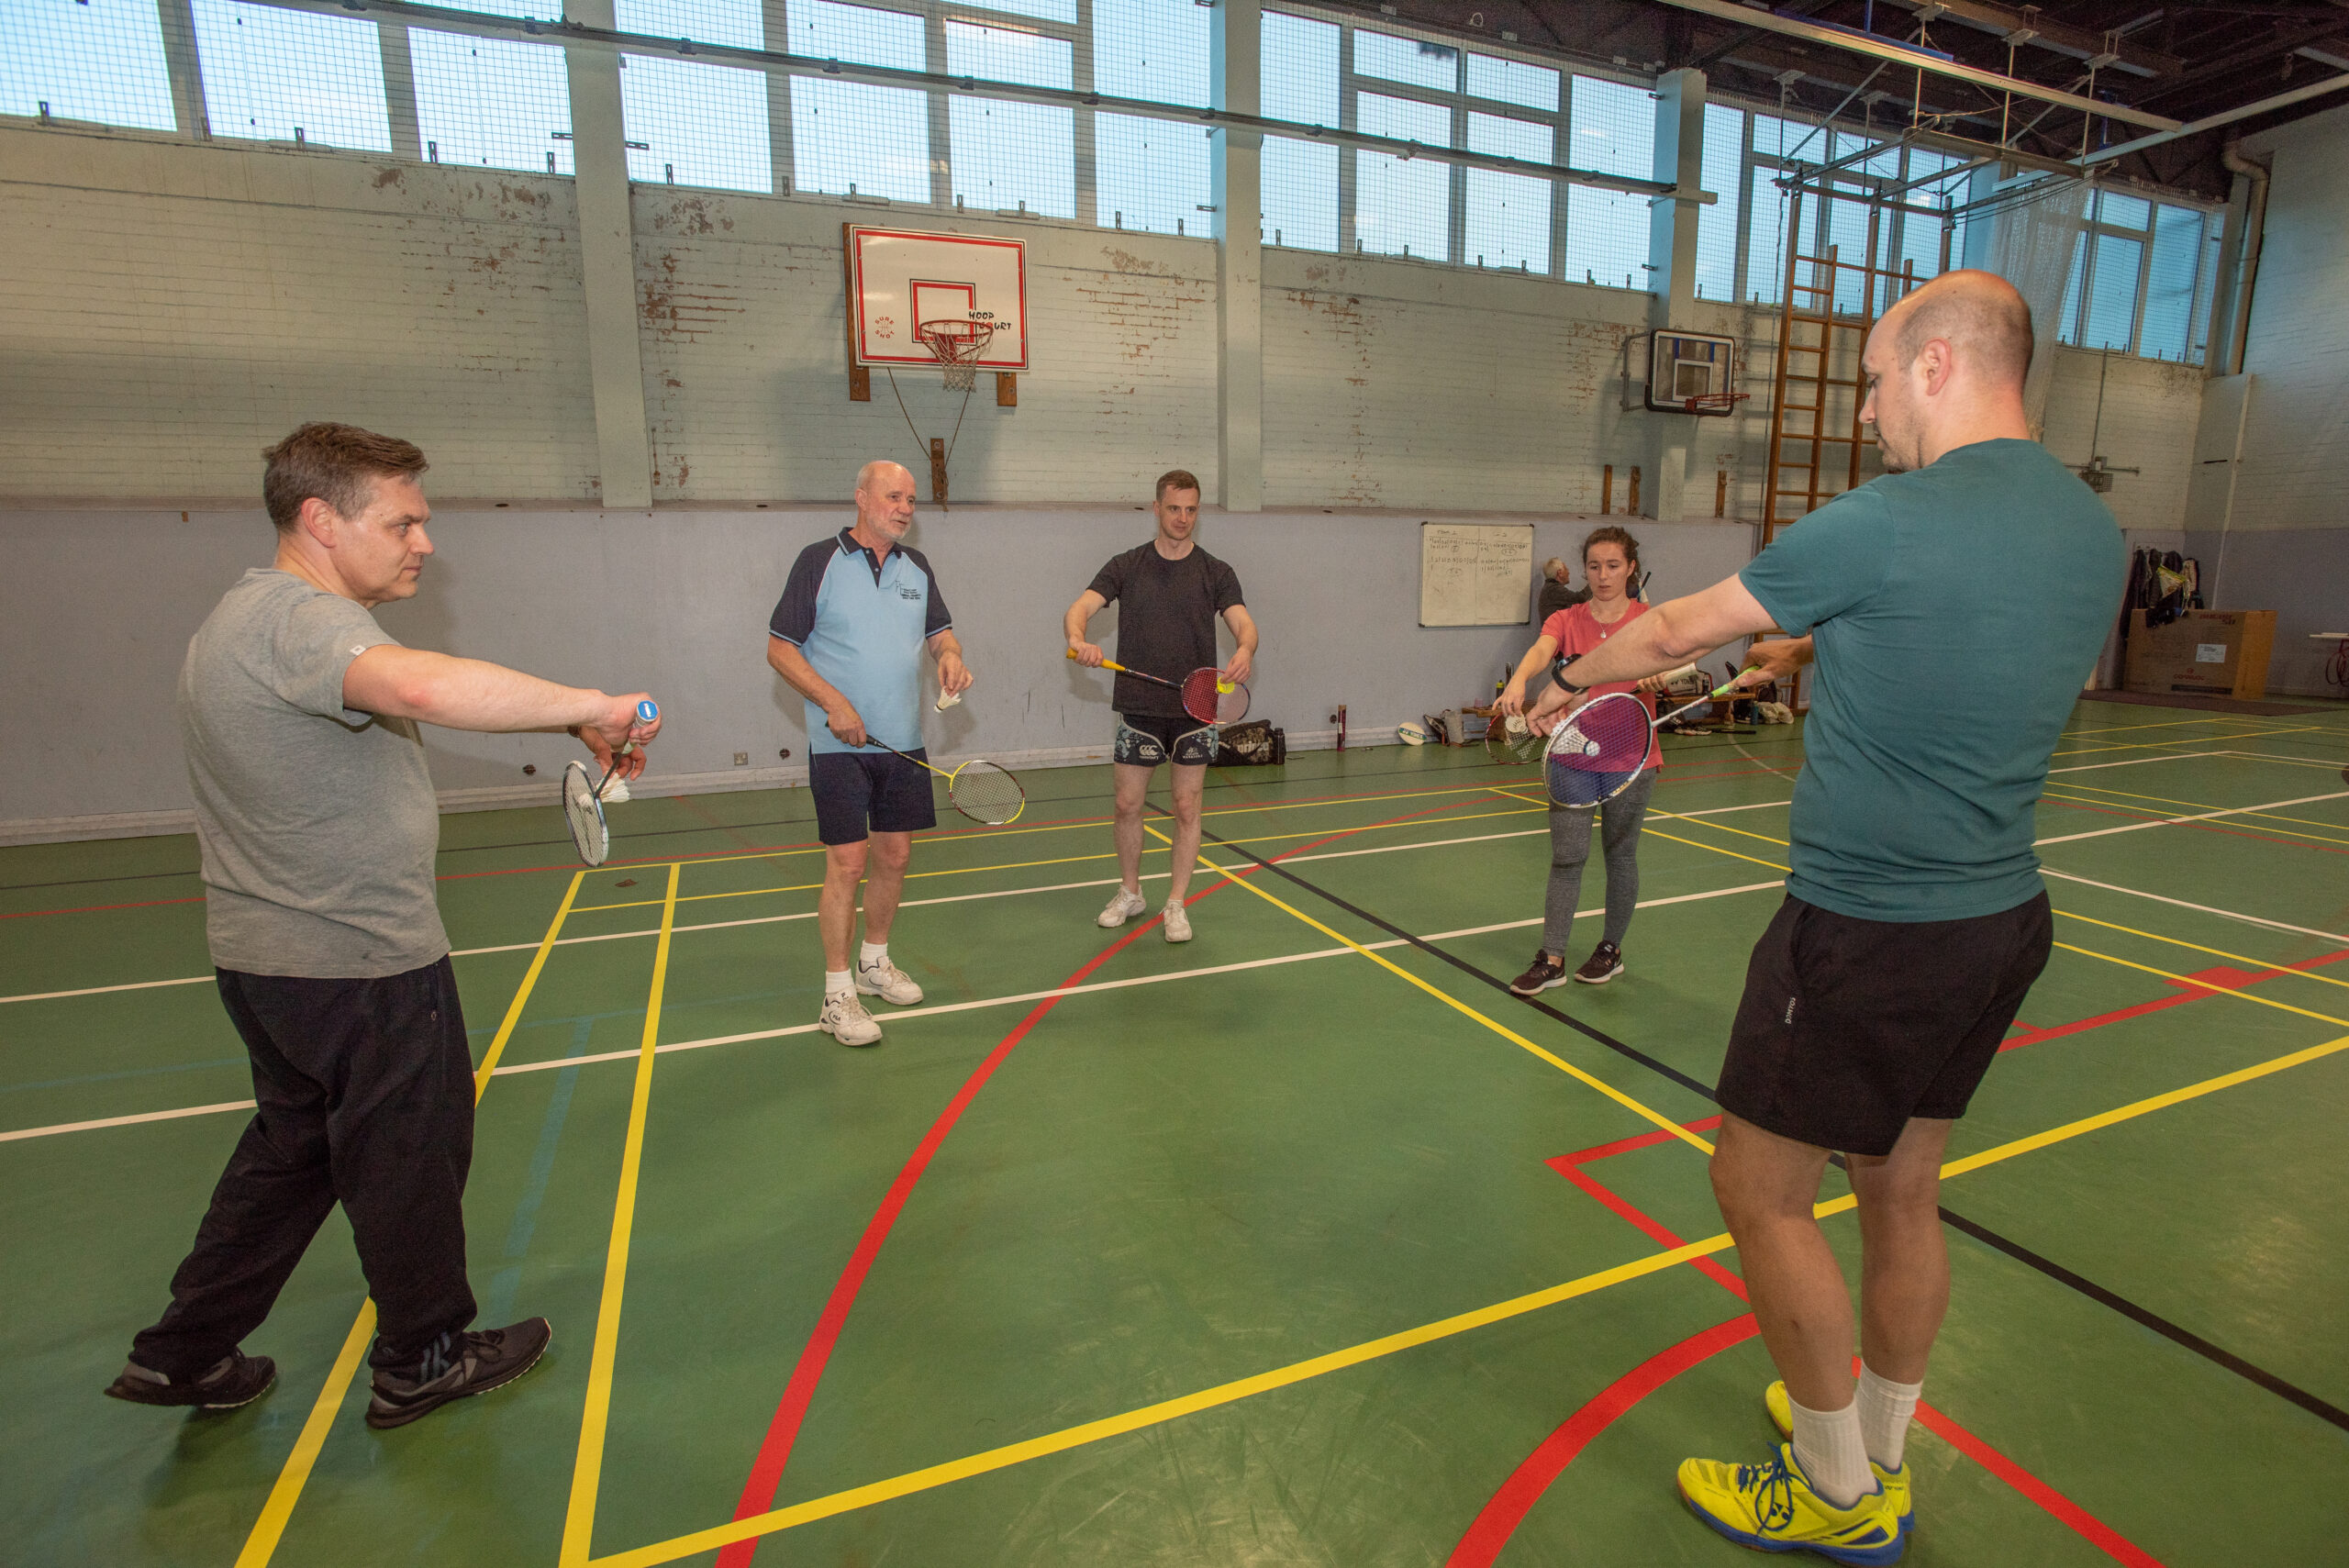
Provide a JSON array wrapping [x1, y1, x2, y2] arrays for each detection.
[[1645, 329, 1737, 415], [847, 225, 1030, 372]]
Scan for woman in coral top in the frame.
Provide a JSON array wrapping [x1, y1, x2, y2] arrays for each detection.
[[1495, 525, 1668, 994]]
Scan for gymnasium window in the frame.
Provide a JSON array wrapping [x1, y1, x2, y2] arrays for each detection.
[[0, 0, 177, 132], [409, 31, 574, 174], [1562, 75, 1652, 290], [1353, 90, 1451, 261], [1261, 10, 1340, 250], [785, 0, 929, 202], [2058, 188, 2220, 363], [945, 20, 1075, 218], [1691, 102, 1742, 303], [189, 0, 392, 151], [1094, 0, 1212, 235], [1094, 0, 1209, 109], [617, 0, 771, 192]]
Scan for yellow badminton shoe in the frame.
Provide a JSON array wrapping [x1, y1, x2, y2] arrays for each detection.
[[1765, 1381, 1913, 1534], [1676, 1443, 1905, 1564]]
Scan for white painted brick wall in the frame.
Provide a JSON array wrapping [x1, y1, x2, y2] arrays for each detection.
[[2039, 347, 2206, 531], [2236, 102, 2349, 532], [0, 126, 601, 500]]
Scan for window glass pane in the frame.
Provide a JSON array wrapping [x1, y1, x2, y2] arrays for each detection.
[[1095, 0, 1208, 109], [2097, 190, 2150, 231], [1567, 74, 1652, 178], [1753, 109, 1822, 163], [1694, 102, 1742, 303], [2056, 233, 2087, 345], [2137, 204, 2203, 361], [2080, 233, 2143, 350], [1096, 113, 1210, 234], [411, 32, 573, 174], [945, 19, 1074, 89], [786, 0, 922, 71], [1564, 187, 1646, 288], [0, 0, 176, 131], [1746, 161, 1792, 305], [190, 0, 391, 150], [950, 96, 1074, 216], [1464, 52, 1557, 112], [1464, 112, 1550, 272], [1262, 10, 1339, 126], [1822, 195, 1871, 313], [1354, 28, 1458, 92], [1263, 135, 1339, 250], [953, 0, 1077, 25], [617, 0, 762, 46], [621, 55, 770, 191], [792, 77, 928, 200], [1354, 91, 1449, 260]]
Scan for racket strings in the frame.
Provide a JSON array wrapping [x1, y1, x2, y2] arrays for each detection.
[[1182, 667, 1249, 725], [947, 760, 1025, 826], [562, 763, 610, 865], [1544, 693, 1653, 810]]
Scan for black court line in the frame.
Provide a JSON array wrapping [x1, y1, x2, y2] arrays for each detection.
[[1183, 813, 2349, 1437]]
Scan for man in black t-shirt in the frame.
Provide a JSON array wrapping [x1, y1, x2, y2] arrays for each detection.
[[1064, 468, 1257, 943]]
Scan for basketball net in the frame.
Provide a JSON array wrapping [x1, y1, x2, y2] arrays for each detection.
[[1682, 391, 1752, 415], [917, 319, 995, 391]]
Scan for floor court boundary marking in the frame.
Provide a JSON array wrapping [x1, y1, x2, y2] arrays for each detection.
[[586, 1019, 2349, 1568], [230, 868, 595, 1568]]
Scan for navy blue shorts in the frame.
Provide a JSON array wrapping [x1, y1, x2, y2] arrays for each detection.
[[809, 750, 937, 846], [1115, 712, 1217, 768]]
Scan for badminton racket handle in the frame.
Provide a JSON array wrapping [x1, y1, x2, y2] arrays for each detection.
[[618, 697, 659, 757]]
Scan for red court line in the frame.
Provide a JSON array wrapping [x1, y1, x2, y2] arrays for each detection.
[[1549, 1115, 1725, 1169], [1464, 1152, 2172, 1567], [0, 894, 206, 920], [716, 796, 1478, 1566], [1443, 1314, 1761, 1568], [2001, 944, 2349, 1052]]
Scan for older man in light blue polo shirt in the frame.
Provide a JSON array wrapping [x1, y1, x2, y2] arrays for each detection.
[[766, 460, 973, 1047]]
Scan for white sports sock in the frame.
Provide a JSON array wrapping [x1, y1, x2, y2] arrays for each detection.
[[1856, 1365, 1923, 1473], [824, 969, 853, 998], [1788, 1393, 1872, 1509], [857, 940, 889, 969]]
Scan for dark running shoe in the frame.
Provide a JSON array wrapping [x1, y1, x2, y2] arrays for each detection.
[[1574, 942, 1626, 984], [105, 1350, 276, 1410], [1509, 951, 1569, 996], [365, 1318, 551, 1430]]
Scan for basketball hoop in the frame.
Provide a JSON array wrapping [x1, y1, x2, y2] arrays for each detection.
[[1682, 391, 1752, 415], [917, 319, 995, 391]]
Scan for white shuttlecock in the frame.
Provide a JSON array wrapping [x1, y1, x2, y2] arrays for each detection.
[[935, 690, 963, 711]]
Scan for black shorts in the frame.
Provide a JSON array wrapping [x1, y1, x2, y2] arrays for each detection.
[[809, 750, 938, 846], [1717, 891, 2053, 1157], [1114, 712, 1217, 768]]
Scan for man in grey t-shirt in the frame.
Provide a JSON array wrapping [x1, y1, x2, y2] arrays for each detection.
[[106, 423, 661, 1430]]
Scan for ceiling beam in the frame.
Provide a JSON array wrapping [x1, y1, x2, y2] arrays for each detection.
[[1871, 0, 2184, 77]]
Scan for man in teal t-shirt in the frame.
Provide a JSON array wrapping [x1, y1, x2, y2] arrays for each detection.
[[1524, 271, 2122, 1557]]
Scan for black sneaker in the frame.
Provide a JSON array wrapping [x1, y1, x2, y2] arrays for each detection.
[[1574, 941, 1625, 984], [365, 1318, 551, 1430], [1508, 951, 1569, 996], [105, 1350, 276, 1410]]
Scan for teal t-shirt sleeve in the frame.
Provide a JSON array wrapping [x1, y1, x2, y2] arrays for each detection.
[[1737, 490, 1897, 635]]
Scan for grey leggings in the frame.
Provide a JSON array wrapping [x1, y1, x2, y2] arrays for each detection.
[[1542, 768, 1657, 957]]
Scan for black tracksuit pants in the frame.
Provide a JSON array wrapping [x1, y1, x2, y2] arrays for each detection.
[[130, 957, 479, 1376]]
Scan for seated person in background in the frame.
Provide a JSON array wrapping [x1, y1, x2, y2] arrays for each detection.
[[1536, 555, 1589, 621]]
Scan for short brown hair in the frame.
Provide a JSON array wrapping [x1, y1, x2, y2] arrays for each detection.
[[262, 422, 429, 531], [1582, 524, 1639, 566], [1154, 468, 1201, 503]]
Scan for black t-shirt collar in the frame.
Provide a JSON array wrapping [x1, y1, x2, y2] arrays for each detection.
[[838, 525, 897, 584]]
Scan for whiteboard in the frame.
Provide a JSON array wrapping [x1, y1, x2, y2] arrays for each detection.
[[1419, 523, 1534, 627]]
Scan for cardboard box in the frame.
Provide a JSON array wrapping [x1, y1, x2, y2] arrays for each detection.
[[2122, 609, 2277, 699]]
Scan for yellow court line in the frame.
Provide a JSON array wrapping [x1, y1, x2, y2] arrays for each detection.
[[590, 1021, 2349, 1568], [572, 806, 1551, 916], [2052, 941, 2349, 1029], [1156, 826, 1714, 1155], [233, 869, 591, 1568], [560, 862, 684, 1568], [2052, 909, 2349, 994], [2040, 792, 2349, 850], [1640, 825, 1791, 874], [2049, 724, 2329, 760]]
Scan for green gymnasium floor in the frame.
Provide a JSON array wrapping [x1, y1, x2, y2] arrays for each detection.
[[6, 701, 2347, 1567]]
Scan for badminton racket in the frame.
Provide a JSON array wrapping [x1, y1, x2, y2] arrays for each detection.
[[1542, 673, 1756, 809], [1064, 650, 1249, 725], [855, 738, 1026, 826], [562, 698, 660, 865], [1495, 663, 1706, 765]]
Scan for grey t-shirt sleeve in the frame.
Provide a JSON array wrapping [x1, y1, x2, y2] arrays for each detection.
[[272, 594, 399, 722]]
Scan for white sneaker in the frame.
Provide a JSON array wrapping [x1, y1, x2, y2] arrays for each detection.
[[1161, 900, 1192, 943], [1097, 886, 1149, 928], [855, 957, 923, 1006], [818, 990, 882, 1047]]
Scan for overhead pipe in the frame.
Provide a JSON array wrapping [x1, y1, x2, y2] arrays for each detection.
[[2075, 71, 2349, 168], [2220, 141, 2270, 378]]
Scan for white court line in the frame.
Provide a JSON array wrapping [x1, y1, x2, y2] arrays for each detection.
[[2218, 750, 2349, 771], [2034, 789, 2349, 845], [2037, 869, 2349, 946], [0, 880, 1787, 1143], [2046, 751, 2222, 774]]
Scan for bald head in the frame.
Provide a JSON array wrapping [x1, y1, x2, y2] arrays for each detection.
[[1886, 270, 2034, 394], [855, 459, 913, 494]]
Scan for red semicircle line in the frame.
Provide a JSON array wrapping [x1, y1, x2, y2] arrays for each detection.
[[714, 794, 1491, 1566]]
